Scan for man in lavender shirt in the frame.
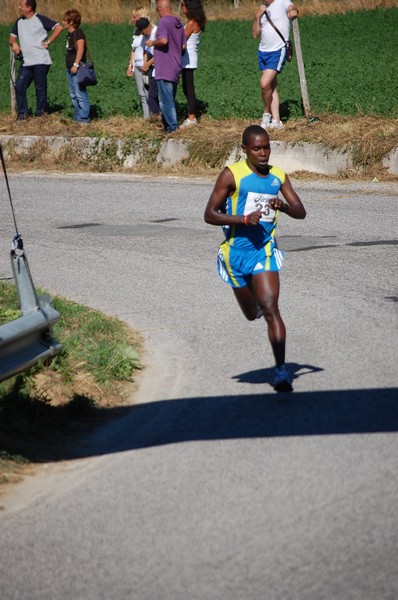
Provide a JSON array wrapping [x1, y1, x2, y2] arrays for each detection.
[[146, 0, 186, 132]]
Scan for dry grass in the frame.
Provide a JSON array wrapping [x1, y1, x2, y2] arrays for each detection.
[[0, 452, 36, 490], [1, 0, 396, 24], [0, 112, 397, 180]]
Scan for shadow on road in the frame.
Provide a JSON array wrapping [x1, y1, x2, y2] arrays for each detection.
[[22, 384, 395, 462], [2, 355, 396, 462], [232, 362, 324, 386]]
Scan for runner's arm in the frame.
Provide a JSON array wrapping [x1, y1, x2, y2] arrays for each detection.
[[204, 168, 263, 226], [269, 174, 306, 219]]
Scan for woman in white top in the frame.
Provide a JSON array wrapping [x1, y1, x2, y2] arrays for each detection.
[[142, 22, 160, 117], [180, 0, 206, 127], [126, 8, 150, 118]]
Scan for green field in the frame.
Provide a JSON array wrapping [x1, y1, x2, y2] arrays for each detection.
[[0, 8, 396, 120]]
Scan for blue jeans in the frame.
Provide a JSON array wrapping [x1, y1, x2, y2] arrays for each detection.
[[157, 79, 178, 131], [66, 70, 91, 122], [15, 64, 50, 117]]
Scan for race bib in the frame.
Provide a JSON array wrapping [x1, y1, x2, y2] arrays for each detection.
[[244, 192, 277, 222]]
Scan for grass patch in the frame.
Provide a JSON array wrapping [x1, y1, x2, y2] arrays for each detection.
[[49, 297, 142, 386], [1, 8, 397, 120], [0, 280, 143, 487]]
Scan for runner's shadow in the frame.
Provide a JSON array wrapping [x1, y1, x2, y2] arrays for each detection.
[[233, 362, 324, 388]]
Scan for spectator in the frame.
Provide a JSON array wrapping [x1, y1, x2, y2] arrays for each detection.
[[180, 0, 206, 127], [63, 9, 90, 124], [127, 8, 150, 119], [141, 20, 161, 119], [146, 0, 186, 133], [252, 0, 298, 130], [9, 0, 63, 120]]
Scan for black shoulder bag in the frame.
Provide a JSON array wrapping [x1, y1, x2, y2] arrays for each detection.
[[73, 32, 97, 87], [262, 10, 293, 62]]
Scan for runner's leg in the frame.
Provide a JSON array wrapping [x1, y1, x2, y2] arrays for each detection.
[[252, 271, 286, 366], [233, 283, 260, 321]]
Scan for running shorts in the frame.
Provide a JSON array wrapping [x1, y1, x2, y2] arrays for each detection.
[[217, 238, 284, 288]]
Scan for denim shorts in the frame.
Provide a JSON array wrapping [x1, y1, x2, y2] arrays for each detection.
[[258, 47, 287, 73]]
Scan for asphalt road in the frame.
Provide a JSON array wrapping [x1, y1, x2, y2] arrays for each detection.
[[0, 173, 397, 599]]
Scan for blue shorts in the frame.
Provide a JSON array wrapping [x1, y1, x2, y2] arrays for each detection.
[[217, 238, 284, 288], [258, 48, 287, 74]]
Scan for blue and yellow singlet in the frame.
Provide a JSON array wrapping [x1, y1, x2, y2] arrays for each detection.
[[223, 161, 286, 250]]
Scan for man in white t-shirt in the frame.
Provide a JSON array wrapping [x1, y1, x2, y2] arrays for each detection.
[[9, 0, 63, 120], [252, 0, 298, 130]]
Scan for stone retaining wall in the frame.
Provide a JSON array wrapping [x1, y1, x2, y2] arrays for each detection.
[[1, 134, 397, 175]]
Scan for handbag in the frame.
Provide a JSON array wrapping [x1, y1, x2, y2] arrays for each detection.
[[263, 10, 293, 62], [77, 61, 97, 86], [285, 40, 293, 62], [73, 32, 98, 86]]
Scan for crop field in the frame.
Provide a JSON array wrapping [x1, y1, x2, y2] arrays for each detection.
[[0, 8, 396, 121]]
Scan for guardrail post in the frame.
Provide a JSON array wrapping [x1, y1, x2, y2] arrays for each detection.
[[11, 248, 39, 315], [0, 249, 62, 382]]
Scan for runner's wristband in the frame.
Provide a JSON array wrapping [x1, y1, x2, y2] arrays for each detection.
[[243, 215, 249, 225]]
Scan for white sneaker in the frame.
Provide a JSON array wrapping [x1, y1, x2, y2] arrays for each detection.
[[273, 365, 293, 392], [268, 118, 284, 130], [181, 118, 197, 127], [260, 112, 272, 130]]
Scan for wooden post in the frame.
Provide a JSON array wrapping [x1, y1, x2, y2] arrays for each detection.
[[10, 48, 16, 118], [292, 19, 312, 120]]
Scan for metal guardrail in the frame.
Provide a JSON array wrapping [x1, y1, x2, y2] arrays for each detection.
[[0, 249, 62, 382]]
